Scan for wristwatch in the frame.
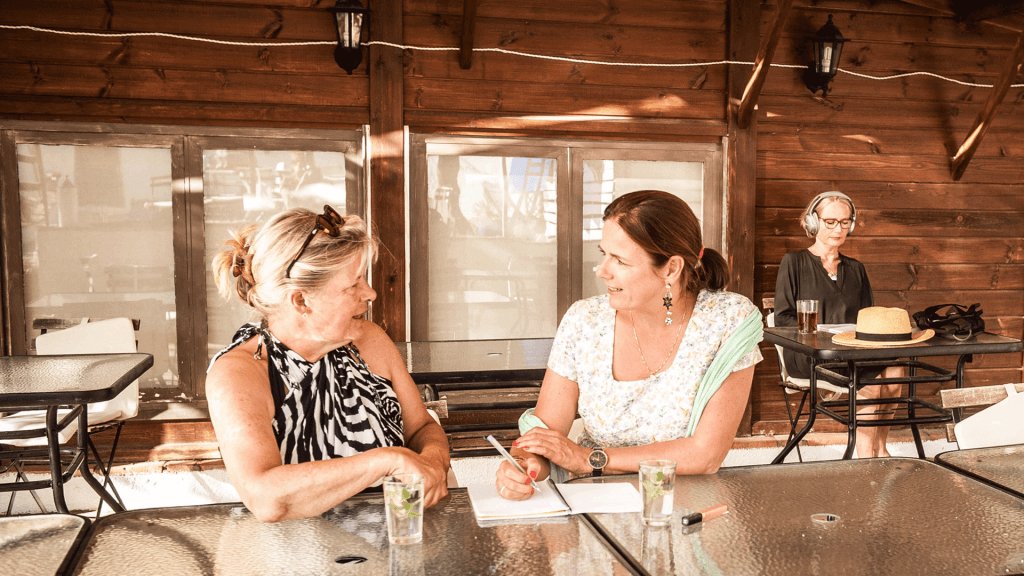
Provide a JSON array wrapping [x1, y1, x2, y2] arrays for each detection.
[[588, 447, 608, 477]]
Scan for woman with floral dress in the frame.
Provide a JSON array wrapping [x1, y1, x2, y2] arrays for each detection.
[[496, 190, 763, 500]]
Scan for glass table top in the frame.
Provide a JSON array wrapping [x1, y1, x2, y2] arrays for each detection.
[[575, 458, 1024, 576], [71, 490, 635, 575]]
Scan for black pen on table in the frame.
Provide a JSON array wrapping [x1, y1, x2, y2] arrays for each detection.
[[485, 434, 542, 493], [682, 504, 729, 526]]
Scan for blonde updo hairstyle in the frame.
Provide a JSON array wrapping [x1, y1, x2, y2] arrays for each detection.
[[212, 207, 377, 319]]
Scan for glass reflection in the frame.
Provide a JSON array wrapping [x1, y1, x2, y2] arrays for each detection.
[[426, 155, 557, 341], [581, 160, 703, 299], [19, 144, 176, 388]]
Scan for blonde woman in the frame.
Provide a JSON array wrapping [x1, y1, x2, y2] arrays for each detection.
[[207, 206, 449, 522]]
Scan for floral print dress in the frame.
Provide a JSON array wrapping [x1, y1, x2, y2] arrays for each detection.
[[547, 290, 762, 448]]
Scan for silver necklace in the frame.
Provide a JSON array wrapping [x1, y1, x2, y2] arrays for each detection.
[[629, 308, 687, 379]]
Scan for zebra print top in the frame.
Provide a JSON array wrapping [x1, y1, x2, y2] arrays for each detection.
[[210, 323, 404, 464]]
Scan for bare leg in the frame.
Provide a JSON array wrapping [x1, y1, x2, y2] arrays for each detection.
[[873, 366, 904, 457], [855, 385, 881, 458], [855, 367, 903, 458]]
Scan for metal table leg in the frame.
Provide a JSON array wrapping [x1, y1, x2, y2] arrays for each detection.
[[74, 405, 125, 514], [771, 359, 819, 464]]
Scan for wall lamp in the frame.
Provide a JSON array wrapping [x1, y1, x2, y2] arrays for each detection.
[[328, 0, 368, 74], [802, 14, 847, 96]]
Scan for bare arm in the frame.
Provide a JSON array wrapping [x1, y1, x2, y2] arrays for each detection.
[[496, 368, 579, 498], [207, 327, 449, 522], [361, 325, 450, 503]]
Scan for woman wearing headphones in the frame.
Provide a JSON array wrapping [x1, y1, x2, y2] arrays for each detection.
[[775, 191, 902, 458]]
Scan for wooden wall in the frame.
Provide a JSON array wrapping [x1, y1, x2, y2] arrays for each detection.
[[1, 0, 1021, 436], [750, 0, 1024, 433]]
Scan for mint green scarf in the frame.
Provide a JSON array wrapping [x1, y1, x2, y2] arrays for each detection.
[[520, 309, 763, 439]]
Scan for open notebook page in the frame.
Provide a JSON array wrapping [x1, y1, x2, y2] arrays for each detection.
[[467, 481, 641, 521]]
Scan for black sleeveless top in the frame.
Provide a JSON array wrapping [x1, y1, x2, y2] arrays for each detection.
[[210, 324, 404, 464]]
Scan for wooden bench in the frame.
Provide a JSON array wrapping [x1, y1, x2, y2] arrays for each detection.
[[939, 383, 1024, 442]]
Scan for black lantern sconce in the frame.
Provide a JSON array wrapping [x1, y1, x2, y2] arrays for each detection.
[[328, 0, 368, 74], [802, 14, 847, 96]]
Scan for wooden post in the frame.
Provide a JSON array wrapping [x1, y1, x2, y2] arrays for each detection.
[[951, 29, 1024, 181], [728, 0, 761, 436], [736, 0, 792, 129], [459, 0, 478, 70], [369, 0, 406, 341]]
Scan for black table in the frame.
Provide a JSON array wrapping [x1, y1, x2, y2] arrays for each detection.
[[0, 353, 153, 513], [68, 489, 638, 575], [396, 339, 553, 457], [397, 339, 551, 385], [763, 328, 1023, 462], [935, 443, 1024, 499], [0, 513, 90, 576], [574, 458, 1024, 576]]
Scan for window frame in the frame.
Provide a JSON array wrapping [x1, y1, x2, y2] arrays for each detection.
[[407, 134, 724, 341], [0, 121, 364, 407]]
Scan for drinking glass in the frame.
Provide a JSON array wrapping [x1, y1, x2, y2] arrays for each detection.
[[638, 460, 676, 526], [384, 473, 425, 544], [797, 300, 819, 333]]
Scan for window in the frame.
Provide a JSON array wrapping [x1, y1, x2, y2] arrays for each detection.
[[1, 122, 364, 404], [409, 135, 723, 341]]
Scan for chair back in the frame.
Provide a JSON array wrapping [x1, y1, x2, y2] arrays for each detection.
[[766, 313, 795, 382], [35, 317, 140, 422]]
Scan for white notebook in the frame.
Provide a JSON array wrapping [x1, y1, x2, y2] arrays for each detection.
[[467, 481, 642, 521]]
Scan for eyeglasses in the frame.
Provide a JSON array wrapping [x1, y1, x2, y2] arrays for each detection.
[[822, 218, 853, 230], [285, 205, 345, 279]]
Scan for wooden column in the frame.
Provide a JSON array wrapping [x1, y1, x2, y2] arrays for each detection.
[[728, 0, 761, 436], [0, 131, 25, 355], [369, 0, 406, 341]]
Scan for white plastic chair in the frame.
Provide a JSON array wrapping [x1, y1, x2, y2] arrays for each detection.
[[767, 312, 846, 462], [0, 317, 139, 514]]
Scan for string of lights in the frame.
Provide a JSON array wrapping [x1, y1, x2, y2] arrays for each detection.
[[2, 24, 1021, 88]]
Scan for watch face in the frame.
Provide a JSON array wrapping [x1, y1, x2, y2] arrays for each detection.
[[588, 449, 608, 469]]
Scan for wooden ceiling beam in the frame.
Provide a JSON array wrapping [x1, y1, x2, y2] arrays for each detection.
[[736, 0, 793, 129], [459, 0, 477, 70], [951, 28, 1024, 180]]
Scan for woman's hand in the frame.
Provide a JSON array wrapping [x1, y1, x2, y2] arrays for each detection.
[[386, 447, 449, 508], [513, 427, 591, 475], [495, 452, 547, 501]]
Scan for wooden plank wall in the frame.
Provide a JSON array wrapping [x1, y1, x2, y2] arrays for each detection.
[[0, 0, 368, 127], [402, 0, 730, 139], [751, 0, 1024, 433], [1, 0, 1022, 437]]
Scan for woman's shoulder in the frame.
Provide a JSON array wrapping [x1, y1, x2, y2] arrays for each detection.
[[780, 249, 812, 264], [564, 294, 611, 318], [348, 320, 402, 378], [697, 289, 759, 318], [206, 340, 270, 397], [839, 252, 865, 267]]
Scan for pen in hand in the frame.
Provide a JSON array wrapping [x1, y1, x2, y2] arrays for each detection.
[[485, 435, 542, 494], [682, 504, 729, 526]]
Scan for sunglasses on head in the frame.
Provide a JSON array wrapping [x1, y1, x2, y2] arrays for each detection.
[[284, 205, 345, 279]]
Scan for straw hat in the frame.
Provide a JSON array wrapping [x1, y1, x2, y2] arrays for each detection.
[[832, 307, 935, 347]]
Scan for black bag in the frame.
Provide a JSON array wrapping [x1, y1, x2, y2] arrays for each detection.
[[912, 303, 985, 341]]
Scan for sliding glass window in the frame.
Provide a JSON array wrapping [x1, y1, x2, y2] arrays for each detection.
[[1, 123, 363, 403], [409, 135, 722, 342]]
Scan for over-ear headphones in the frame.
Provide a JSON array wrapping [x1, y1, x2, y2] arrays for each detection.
[[804, 191, 856, 235]]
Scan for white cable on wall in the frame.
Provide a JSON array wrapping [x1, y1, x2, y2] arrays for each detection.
[[2, 24, 1021, 88]]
